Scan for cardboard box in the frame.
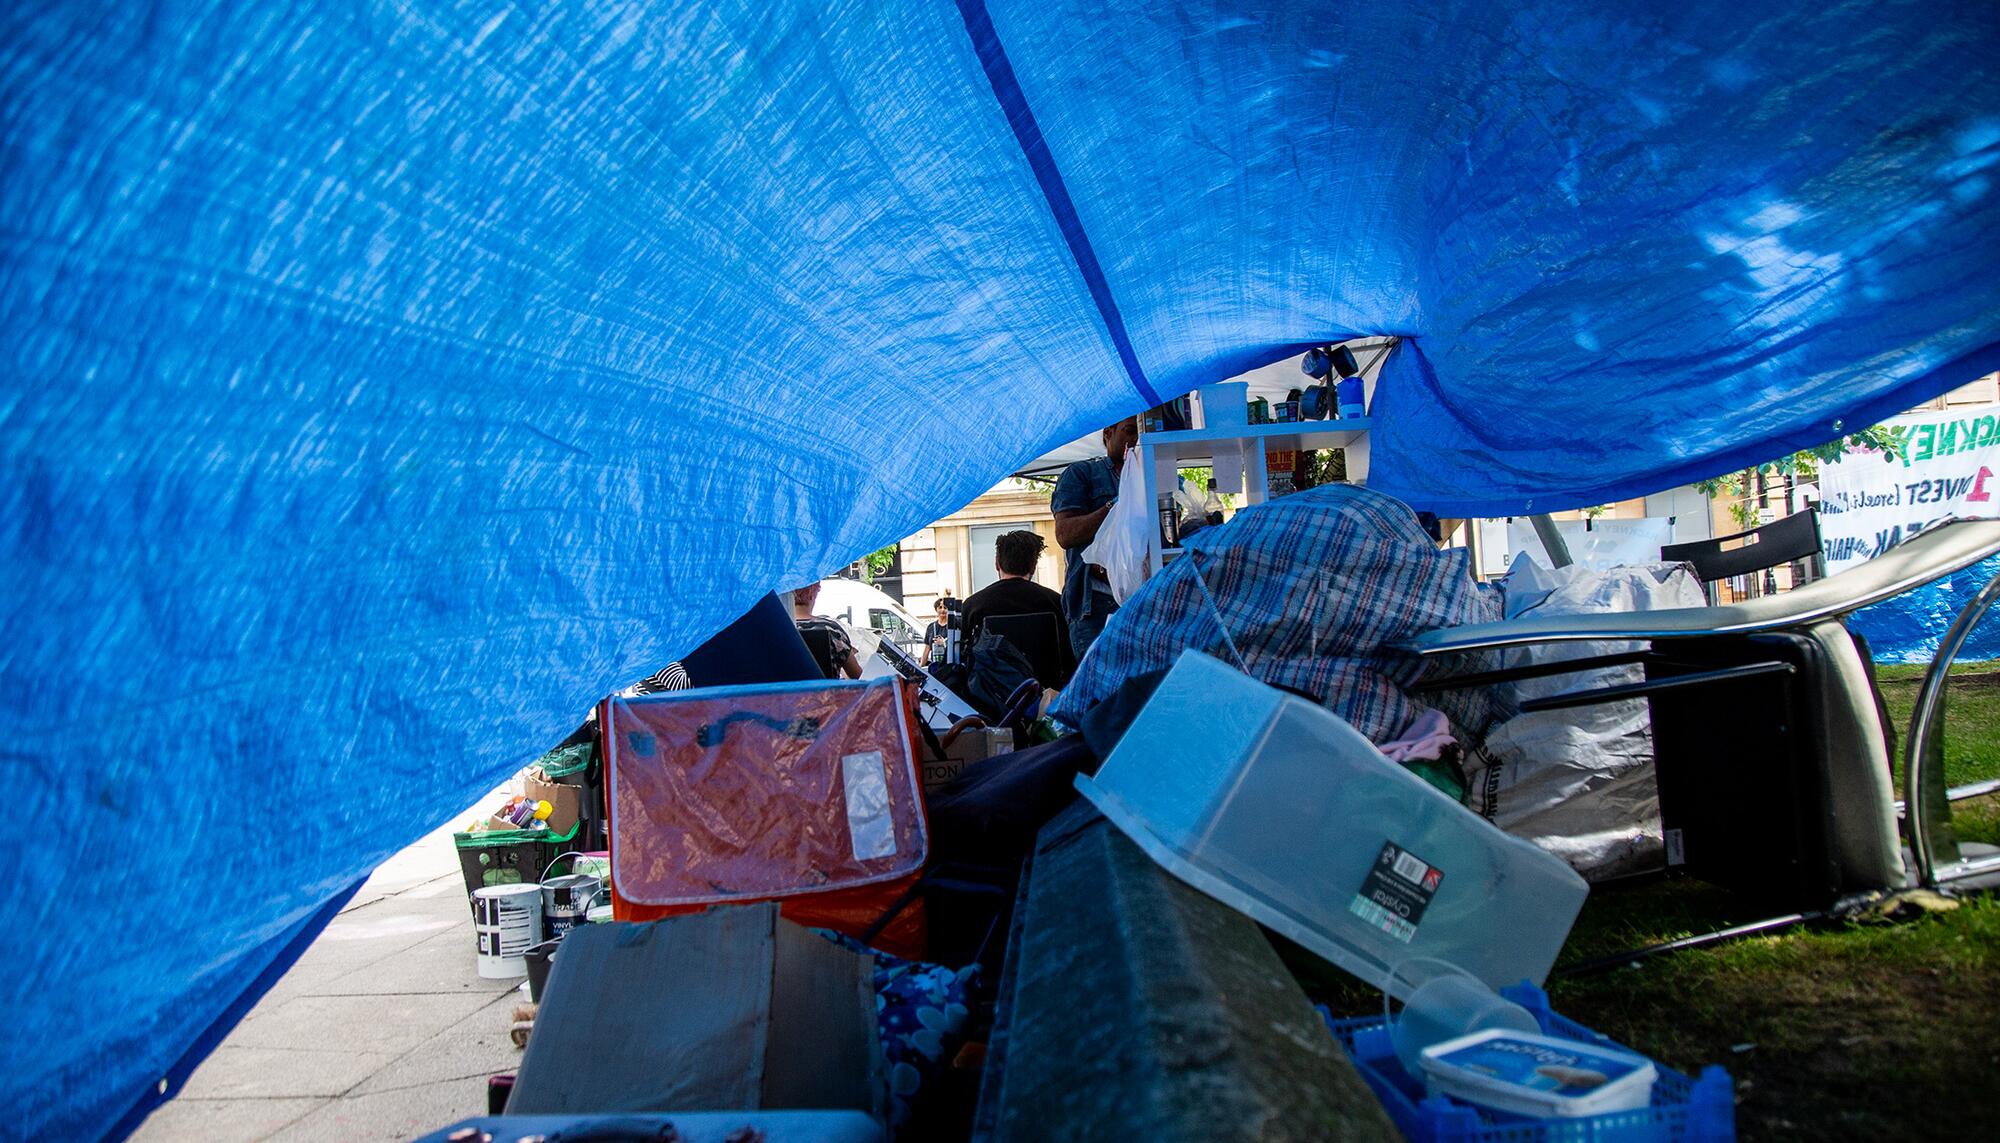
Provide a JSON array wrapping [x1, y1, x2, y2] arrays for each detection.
[[922, 726, 1014, 792], [508, 903, 883, 1118], [526, 773, 584, 839]]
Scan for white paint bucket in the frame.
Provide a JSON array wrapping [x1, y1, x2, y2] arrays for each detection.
[[473, 883, 543, 978], [541, 874, 602, 938]]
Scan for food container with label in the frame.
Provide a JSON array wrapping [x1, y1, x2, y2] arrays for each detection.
[[1420, 1028, 1658, 1119], [1076, 650, 1588, 996]]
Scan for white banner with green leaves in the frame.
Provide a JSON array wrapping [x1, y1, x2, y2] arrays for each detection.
[[1817, 404, 2000, 573]]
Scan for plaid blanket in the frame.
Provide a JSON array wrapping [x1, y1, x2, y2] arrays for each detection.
[[1051, 484, 1501, 742]]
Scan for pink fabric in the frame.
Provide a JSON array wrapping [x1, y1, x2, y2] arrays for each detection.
[[1378, 709, 1455, 762]]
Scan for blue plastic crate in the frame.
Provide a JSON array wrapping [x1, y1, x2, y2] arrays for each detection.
[[1318, 982, 1734, 1143]]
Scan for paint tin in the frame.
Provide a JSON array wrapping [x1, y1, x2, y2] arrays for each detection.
[[541, 873, 602, 938], [473, 883, 543, 978]]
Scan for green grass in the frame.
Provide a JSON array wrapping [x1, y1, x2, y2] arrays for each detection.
[[1551, 892, 2000, 1141], [1877, 661, 2000, 846], [1296, 661, 2000, 1140], [1297, 888, 2000, 1141]]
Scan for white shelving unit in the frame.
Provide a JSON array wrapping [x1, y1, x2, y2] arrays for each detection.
[[1139, 419, 1372, 574]]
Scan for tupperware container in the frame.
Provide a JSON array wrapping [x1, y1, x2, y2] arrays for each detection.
[[1320, 982, 1736, 1143], [1420, 1028, 1658, 1119], [1076, 649, 1588, 995]]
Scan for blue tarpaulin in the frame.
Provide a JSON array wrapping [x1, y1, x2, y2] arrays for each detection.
[[4, 1, 1998, 1136], [1850, 557, 2000, 664]]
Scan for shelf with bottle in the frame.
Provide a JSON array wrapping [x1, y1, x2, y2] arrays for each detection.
[[1139, 418, 1372, 464]]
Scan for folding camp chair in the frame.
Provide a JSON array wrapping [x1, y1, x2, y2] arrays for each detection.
[[1660, 507, 1823, 602], [1408, 518, 2000, 922]]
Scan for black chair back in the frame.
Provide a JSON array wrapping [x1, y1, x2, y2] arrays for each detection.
[[1661, 508, 1822, 587], [981, 611, 1067, 688]]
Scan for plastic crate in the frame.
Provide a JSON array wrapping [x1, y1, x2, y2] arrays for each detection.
[[1318, 983, 1734, 1143], [453, 823, 578, 904], [532, 740, 594, 781]]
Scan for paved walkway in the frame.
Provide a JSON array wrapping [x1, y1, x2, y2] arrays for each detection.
[[133, 799, 526, 1142]]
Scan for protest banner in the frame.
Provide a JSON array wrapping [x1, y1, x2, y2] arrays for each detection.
[[1817, 404, 2000, 573]]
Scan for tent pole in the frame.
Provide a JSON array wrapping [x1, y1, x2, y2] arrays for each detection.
[[1529, 513, 1573, 568]]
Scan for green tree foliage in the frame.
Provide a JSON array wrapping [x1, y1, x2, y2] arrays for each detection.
[[1695, 424, 1910, 527], [863, 544, 897, 579]]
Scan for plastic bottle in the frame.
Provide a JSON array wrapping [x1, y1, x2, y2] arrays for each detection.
[[1203, 480, 1225, 526], [506, 799, 553, 827]]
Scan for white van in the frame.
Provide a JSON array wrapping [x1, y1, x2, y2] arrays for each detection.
[[812, 577, 927, 655]]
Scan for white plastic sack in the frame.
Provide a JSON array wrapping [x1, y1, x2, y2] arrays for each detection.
[[1465, 557, 1707, 881], [1080, 456, 1153, 603]]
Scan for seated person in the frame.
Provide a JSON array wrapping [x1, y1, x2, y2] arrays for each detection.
[[960, 530, 1073, 688], [790, 581, 863, 679]]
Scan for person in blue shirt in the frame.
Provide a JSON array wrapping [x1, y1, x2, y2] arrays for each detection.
[[1051, 416, 1139, 661]]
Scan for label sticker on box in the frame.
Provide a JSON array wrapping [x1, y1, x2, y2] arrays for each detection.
[[1349, 840, 1442, 943], [841, 751, 897, 862], [1433, 1033, 1643, 1095]]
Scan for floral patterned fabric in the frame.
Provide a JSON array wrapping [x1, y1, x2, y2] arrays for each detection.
[[817, 931, 979, 1134]]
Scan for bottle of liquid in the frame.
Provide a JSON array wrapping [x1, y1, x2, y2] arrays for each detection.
[[1203, 480, 1225, 526]]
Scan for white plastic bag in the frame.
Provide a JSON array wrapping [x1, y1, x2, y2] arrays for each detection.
[[1080, 456, 1153, 603], [1465, 557, 1707, 881]]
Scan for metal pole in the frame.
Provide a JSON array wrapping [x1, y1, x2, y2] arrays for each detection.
[[1904, 564, 2000, 884], [1556, 912, 1815, 979], [1529, 514, 1573, 568]]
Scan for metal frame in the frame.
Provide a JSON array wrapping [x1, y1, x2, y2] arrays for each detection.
[[1407, 648, 1652, 695], [1415, 531, 2000, 974], [1903, 562, 2000, 889], [1516, 660, 1795, 714]]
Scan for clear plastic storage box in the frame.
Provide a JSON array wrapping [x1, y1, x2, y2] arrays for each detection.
[[1076, 650, 1589, 995]]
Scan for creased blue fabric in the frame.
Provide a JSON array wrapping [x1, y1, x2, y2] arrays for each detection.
[[4, 1, 1999, 1137], [1849, 556, 2000, 665]]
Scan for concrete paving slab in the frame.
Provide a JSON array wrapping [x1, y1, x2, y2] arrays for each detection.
[[132, 785, 533, 1143], [321, 895, 467, 946], [345, 787, 511, 911], [349, 991, 523, 1096], [253, 897, 463, 999], [402, 871, 479, 902], [177, 1045, 403, 1100], [311, 925, 523, 998], [250, 956, 372, 1010], [128, 1096, 327, 1143], [224, 987, 500, 1058], [267, 1075, 493, 1142]]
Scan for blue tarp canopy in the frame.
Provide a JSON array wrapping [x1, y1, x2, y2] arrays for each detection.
[[5, 1, 1999, 1136]]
